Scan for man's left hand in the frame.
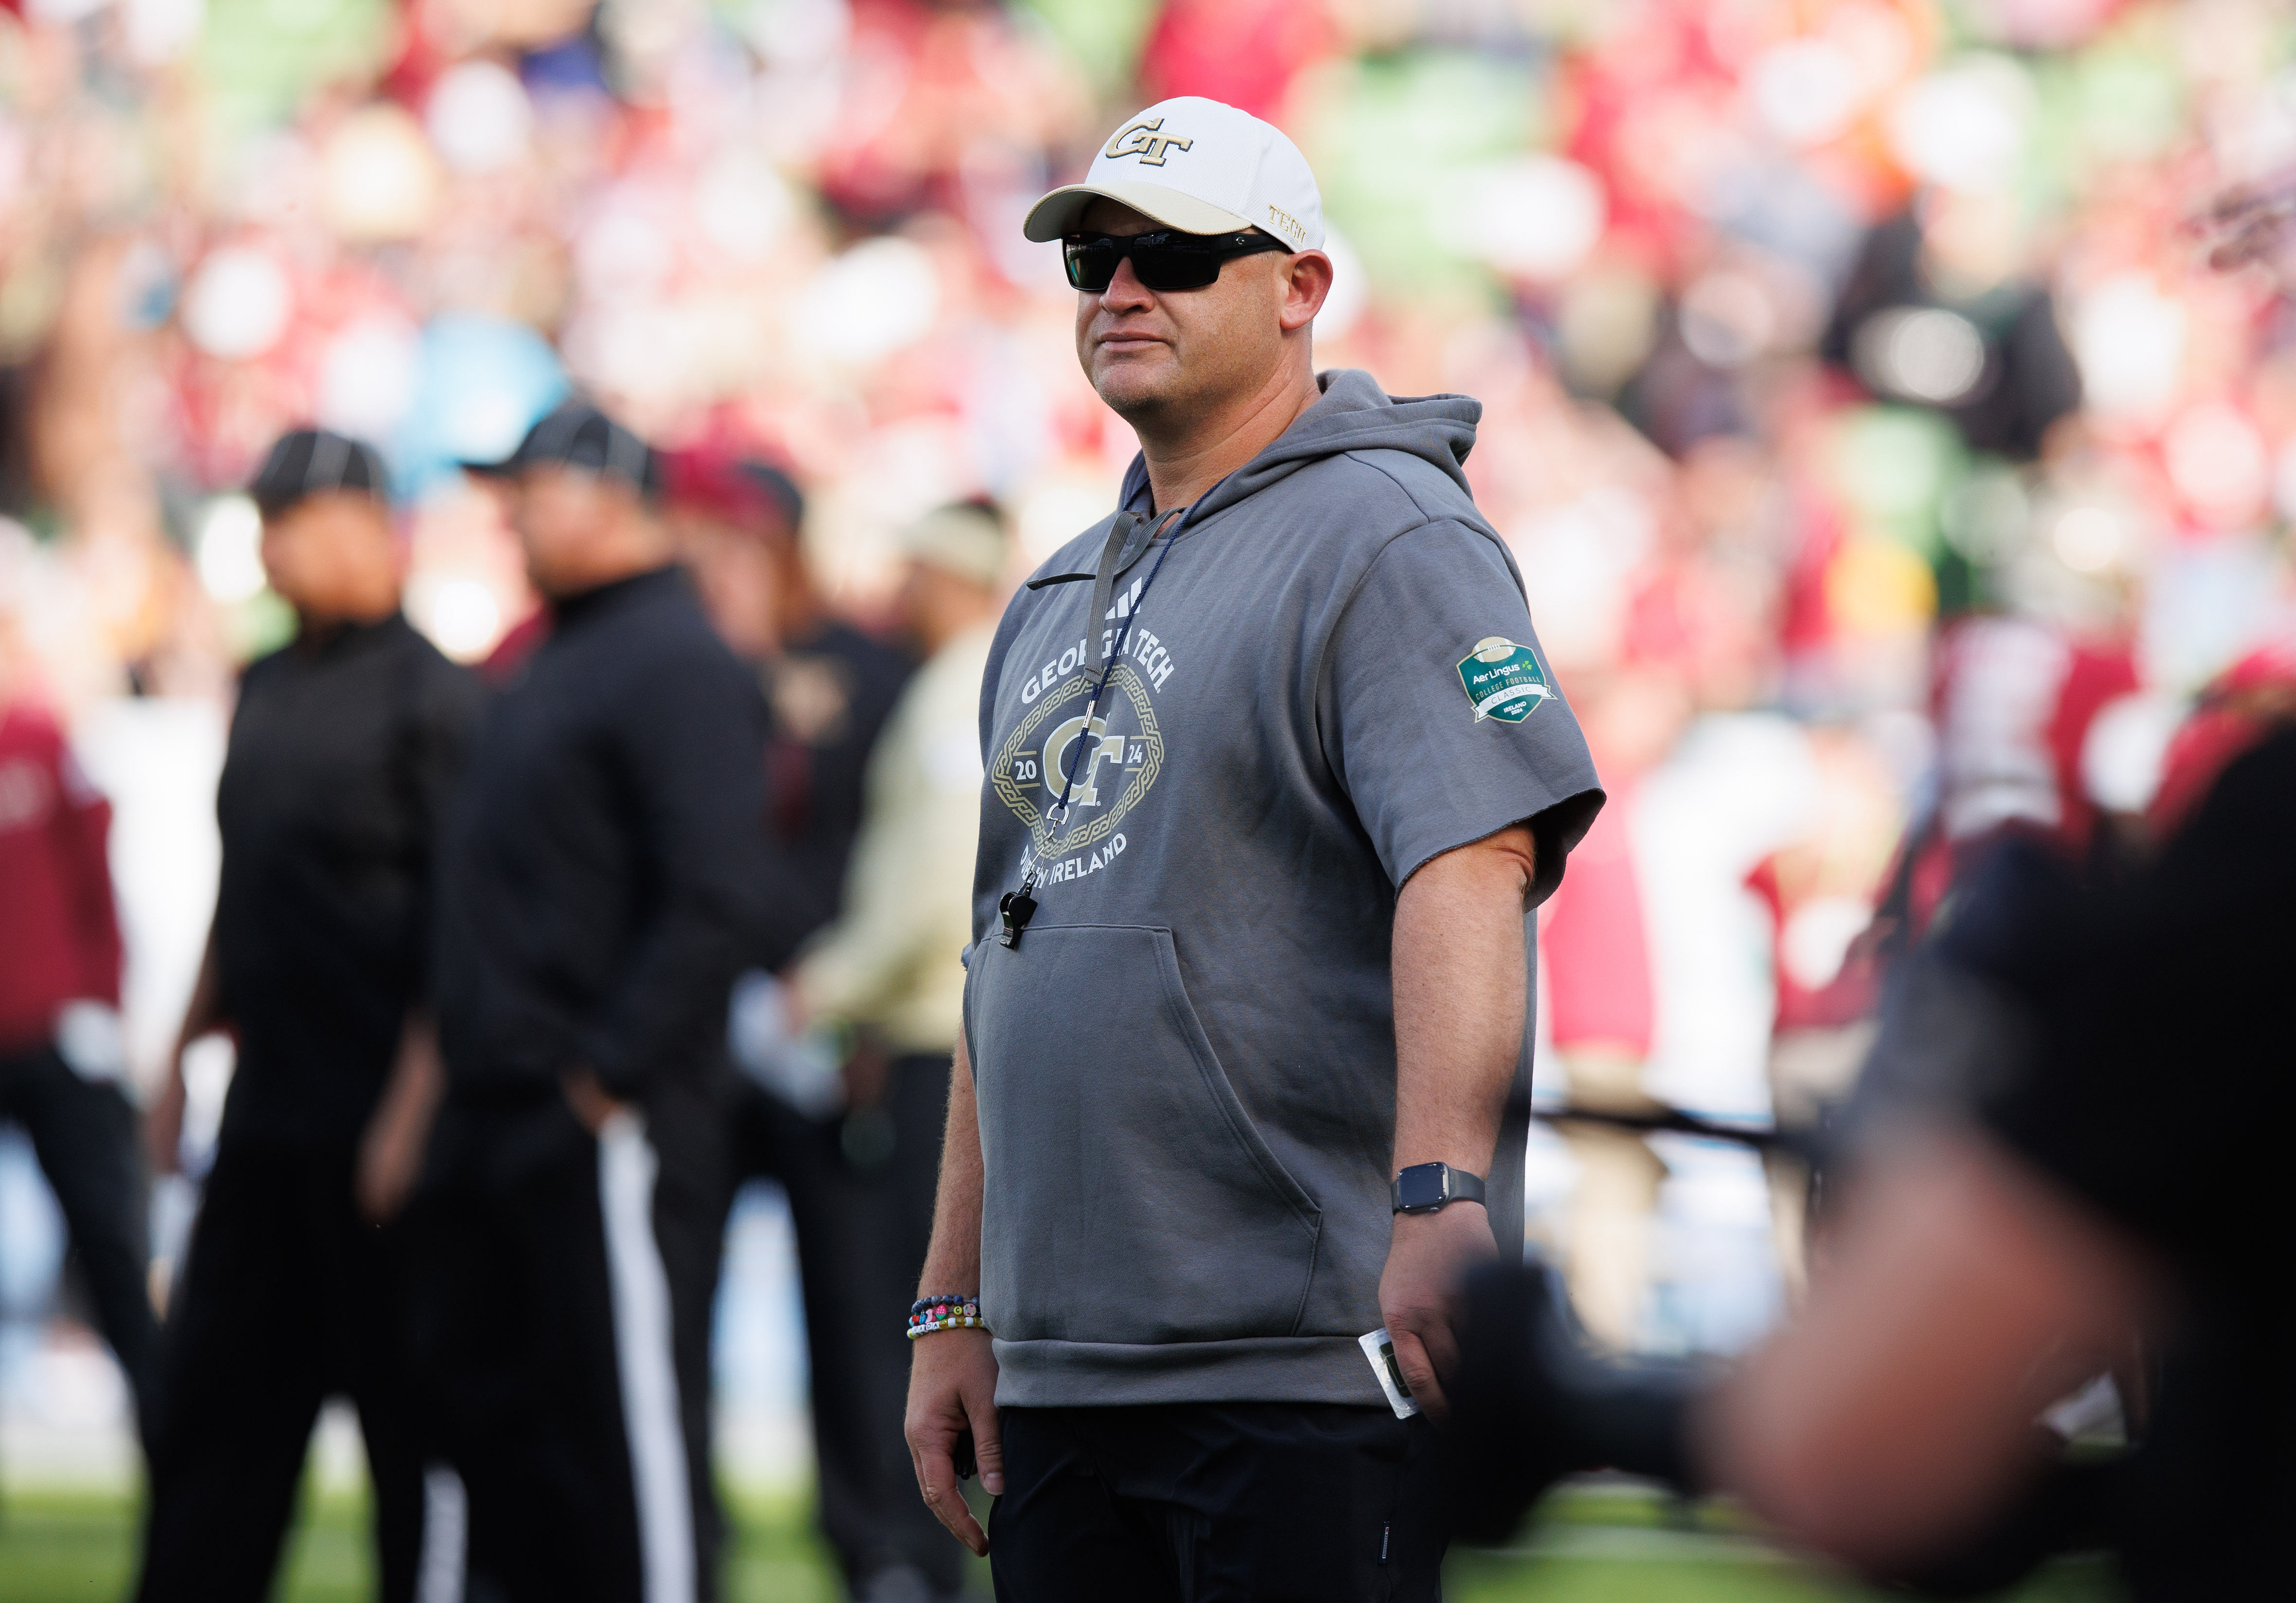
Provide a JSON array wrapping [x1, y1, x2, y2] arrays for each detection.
[[1379, 1201, 1497, 1419]]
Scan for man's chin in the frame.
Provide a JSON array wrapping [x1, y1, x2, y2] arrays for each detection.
[[1091, 358, 1184, 423]]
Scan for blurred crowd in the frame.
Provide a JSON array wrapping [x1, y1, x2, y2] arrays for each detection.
[[6, 0, 2296, 1449], [3, 0, 2293, 711]]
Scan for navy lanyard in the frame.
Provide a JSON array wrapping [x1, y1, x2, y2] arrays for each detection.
[[998, 507, 1182, 948]]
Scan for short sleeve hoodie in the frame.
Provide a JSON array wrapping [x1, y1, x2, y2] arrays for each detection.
[[964, 368, 1603, 1407]]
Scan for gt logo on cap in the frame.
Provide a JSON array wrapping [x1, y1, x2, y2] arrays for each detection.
[[1023, 96, 1326, 252], [1103, 117, 1193, 167]]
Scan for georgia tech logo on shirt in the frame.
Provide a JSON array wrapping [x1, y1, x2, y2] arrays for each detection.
[[992, 665, 1164, 868], [1103, 117, 1193, 167], [1455, 636, 1554, 725]]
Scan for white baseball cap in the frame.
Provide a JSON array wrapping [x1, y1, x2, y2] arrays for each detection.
[[1023, 96, 1325, 252]]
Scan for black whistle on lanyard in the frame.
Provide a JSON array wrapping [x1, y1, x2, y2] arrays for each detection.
[[998, 888, 1037, 948]]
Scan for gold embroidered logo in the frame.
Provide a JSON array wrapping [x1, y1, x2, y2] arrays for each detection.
[[1264, 203, 1304, 248], [1103, 117, 1194, 167], [992, 666, 1164, 856]]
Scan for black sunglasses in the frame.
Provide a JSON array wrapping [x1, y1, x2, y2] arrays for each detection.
[[1063, 229, 1291, 292]]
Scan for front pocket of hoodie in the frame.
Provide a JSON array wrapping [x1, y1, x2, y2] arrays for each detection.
[[968, 923, 1322, 1345]]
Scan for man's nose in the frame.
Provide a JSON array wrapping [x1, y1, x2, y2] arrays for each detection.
[[1100, 254, 1155, 311]]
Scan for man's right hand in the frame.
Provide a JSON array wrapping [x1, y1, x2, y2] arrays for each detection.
[[905, 1326, 1002, 1556]]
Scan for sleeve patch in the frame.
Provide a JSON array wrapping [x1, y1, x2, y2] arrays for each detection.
[[1454, 637, 1554, 724]]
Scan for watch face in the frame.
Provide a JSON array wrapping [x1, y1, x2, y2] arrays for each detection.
[[1395, 1165, 1447, 1211]]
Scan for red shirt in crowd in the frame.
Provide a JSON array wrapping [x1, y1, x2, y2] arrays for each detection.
[[1539, 789, 1655, 1057], [0, 702, 124, 1053]]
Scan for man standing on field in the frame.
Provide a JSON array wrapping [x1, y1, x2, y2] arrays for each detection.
[[140, 429, 479, 1602], [423, 400, 796, 1603], [903, 97, 1604, 1597]]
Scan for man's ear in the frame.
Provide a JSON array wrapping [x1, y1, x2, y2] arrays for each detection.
[[1280, 251, 1335, 333]]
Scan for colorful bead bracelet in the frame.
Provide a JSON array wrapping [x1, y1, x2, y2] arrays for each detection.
[[907, 1294, 987, 1338]]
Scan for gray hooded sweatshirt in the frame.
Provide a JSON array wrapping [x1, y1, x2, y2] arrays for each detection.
[[963, 369, 1603, 1408]]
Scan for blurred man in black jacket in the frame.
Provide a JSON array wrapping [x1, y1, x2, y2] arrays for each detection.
[[139, 429, 480, 1603], [422, 401, 804, 1603]]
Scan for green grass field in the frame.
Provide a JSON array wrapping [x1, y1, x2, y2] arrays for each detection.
[[0, 1483, 2119, 1601]]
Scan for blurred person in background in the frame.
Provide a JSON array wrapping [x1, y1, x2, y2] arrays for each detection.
[[136, 430, 480, 1603], [763, 499, 1007, 1603], [1442, 718, 2296, 1599], [666, 453, 915, 943], [905, 98, 1601, 1596], [420, 400, 802, 1603], [666, 448, 939, 1603], [1744, 722, 1901, 1301], [1536, 668, 1680, 1350], [1822, 190, 2084, 464], [0, 557, 156, 1441], [1832, 610, 2139, 1140]]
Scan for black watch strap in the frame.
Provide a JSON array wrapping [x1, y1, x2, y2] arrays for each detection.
[[1392, 1162, 1486, 1214]]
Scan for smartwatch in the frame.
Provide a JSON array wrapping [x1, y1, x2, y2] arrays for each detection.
[[1392, 1162, 1485, 1214]]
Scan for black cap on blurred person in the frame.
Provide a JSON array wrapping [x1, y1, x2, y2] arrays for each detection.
[[249, 428, 388, 517], [462, 398, 661, 499]]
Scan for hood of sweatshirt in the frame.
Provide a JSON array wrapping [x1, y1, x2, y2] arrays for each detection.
[[1118, 368, 1483, 524]]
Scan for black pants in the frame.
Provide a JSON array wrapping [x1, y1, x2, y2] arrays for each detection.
[[0, 1043, 157, 1437], [136, 1138, 425, 1603], [414, 1083, 730, 1603], [731, 1050, 956, 1600], [991, 1403, 1446, 1603]]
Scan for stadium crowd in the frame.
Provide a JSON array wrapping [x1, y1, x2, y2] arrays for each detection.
[[5, 0, 2293, 716], [4, 0, 2296, 1598]]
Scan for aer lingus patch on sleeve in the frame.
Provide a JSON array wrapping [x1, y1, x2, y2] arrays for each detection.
[[1455, 636, 1554, 724]]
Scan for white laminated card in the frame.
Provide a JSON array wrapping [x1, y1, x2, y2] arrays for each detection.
[[1359, 1328, 1421, 1420]]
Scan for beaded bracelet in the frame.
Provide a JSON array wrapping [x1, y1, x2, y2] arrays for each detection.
[[907, 1294, 988, 1339]]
